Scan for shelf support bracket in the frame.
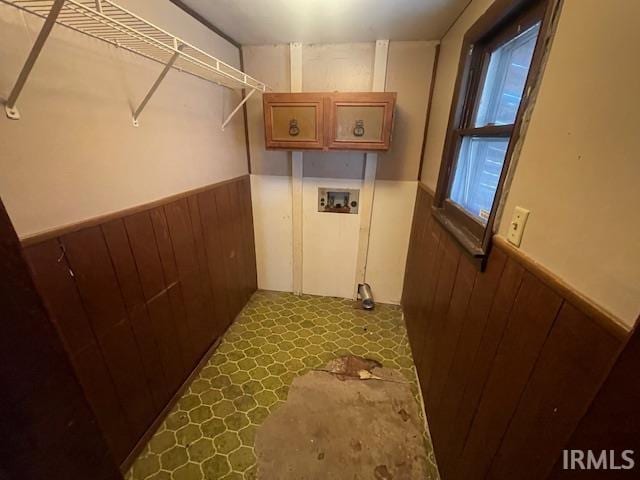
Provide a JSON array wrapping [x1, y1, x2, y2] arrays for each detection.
[[221, 88, 256, 131], [4, 0, 65, 120], [132, 46, 183, 127]]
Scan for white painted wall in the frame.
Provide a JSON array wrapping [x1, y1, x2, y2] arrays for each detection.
[[419, 0, 640, 327], [302, 178, 361, 298], [250, 174, 293, 292], [366, 180, 418, 304], [302, 43, 374, 91], [420, 0, 494, 191], [0, 0, 247, 238], [378, 41, 437, 181], [243, 44, 291, 177]]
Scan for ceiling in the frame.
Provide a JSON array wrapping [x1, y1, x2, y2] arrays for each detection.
[[180, 0, 471, 45]]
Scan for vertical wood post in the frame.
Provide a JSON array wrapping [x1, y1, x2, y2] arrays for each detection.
[[290, 42, 303, 295], [353, 39, 389, 297]]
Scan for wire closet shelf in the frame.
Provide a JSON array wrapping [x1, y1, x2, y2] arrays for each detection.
[[3, 0, 266, 91], [2, 0, 268, 125]]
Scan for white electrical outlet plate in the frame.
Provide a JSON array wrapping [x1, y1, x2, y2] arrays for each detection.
[[507, 206, 530, 247]]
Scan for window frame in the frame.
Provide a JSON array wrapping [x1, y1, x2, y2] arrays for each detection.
[[432, 0, 555, 266]]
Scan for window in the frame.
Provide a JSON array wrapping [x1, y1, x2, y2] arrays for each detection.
[[433, 0, 550, 263]]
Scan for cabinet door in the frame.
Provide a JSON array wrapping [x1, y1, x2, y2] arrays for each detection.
[[264, 93, 324, 150], [326, 92, 396, 151]]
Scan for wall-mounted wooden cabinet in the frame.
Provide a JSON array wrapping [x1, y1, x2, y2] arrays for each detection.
[[263, 93, 325, 150], [263, 92, 396, 151], [326, 93, 396, 151]]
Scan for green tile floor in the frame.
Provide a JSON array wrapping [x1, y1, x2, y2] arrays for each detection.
[[126, 290, 438, 480]]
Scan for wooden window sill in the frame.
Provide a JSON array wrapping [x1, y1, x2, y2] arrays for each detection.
[[432, 207, 487, 268]]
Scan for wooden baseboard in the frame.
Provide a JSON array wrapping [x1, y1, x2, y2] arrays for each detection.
[[119, 336, 223, 474], [20, 175, 249, 247]]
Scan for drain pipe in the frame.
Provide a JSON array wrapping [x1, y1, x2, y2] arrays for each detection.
[[358, 283, 375, 310]]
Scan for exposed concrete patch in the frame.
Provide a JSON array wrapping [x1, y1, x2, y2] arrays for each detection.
[[255, 360, 430, 479]]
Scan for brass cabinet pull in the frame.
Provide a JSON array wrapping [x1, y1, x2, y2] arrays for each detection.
[[289, 119, 300, 136], [353, 119, 365, 137]]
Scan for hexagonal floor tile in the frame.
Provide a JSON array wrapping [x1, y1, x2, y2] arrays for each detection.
[[228, 446, 255, 473], [233, 395, 257, 412], [173, 462, 203, 480], [160, 445, 188, 471], [202, 454, 230, 479], [131, 453, 160, 479], [187, 438, 215, 463], [176, 424, 202, 447], [148, 430, 175, 454], [224, 411, 250, 431], [189, 405, 213, 424], [213, 431, 240, 455], [178, 394, 201, 411], [200, 417, 225, 438]]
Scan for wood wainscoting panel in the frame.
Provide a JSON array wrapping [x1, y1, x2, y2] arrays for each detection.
[[547, 321, 639, 480], [213, 185, 245, 319], [489, 302, 621, 480], [197, 187, 233, 329], [124, 211, 188, 400], [1, 198, 122, 480], [25, 238, 134, 464], [71, 340, 134, 463], [401, 183, 629, 480], [24, 239, 96, 356], [151, 207, 198, 373], [439, 256, 525, 478], [164, 198, 216, 358], [187, 194, 226, 338], [102, 218, 170, 411], [419, 229, 461, 407], [454, 272, 563, 480], [426, 251, 476, 429], [238, 178, 258, 296], [61, 226, 157, 440], [61, 227, 131, 337], [401, 184, 431, 356], [234, 179, 255, 305], [22, 175, 257, 467], [411, 216, 444, 369], [433, 246, 506, 453]]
